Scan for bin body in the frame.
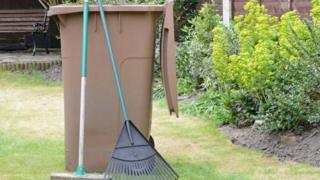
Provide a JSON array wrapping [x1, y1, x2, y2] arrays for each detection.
[[49, 4, 177, 173]]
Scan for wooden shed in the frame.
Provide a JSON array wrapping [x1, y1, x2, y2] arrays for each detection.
[[0, 0, 60, 50]]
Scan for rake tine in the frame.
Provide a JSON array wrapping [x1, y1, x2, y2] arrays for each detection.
[[145, 165, 149, 176], [154, 159, 164, 179], [106, 161, 111, 174], [112, 161, 116, 174], [155, 157, 168, 180], [105, 125, 178, 179], [125, 163, 128, 175], [114, 161, 119, 174], [144, 161, 151, 176], [146, 159, 154, 175], [144, 163, 149, 176], [124, 163, 127, 177], [132, 162, 136, 176], [158, 155, 178, 179], [136, 162, 141, 176], [159, 156, 176, 179], [125, 163, 129, 177], [147, 159, 153, 175], [119, 161, 123, 174], [130, 162, 134, 176], [111, 162, 119, 174], [120, 162, 123, 175]]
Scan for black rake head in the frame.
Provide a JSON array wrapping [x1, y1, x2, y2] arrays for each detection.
[[104, 120, 178, 180]]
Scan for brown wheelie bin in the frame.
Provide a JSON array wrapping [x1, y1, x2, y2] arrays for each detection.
[[48, 1, 178, 173]]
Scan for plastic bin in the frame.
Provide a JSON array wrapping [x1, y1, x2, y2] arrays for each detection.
[[48, 1, 178, 172]]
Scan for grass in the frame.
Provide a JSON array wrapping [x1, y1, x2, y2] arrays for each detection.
[[0, 71, 64, 180], [1, 71, 320, 179]]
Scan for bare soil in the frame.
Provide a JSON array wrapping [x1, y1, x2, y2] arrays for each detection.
[[221, 124, 320, 167]]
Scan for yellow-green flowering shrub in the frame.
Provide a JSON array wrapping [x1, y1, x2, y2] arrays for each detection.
[[210, 0, 320, 130], [261, 2, 320, 130], [212, 26, 234, 83], [213, 0, 278, 93], [311, 0, 320, 25], [279, 11, 310, 61]]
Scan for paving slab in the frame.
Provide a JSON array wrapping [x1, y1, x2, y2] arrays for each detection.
[[50, 173, 109, 180]]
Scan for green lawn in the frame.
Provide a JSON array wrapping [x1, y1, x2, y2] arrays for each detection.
[[1, 71, 320, 179]]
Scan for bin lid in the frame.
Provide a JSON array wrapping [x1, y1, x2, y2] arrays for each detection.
[[48, 4, 165, 16], [161, 0, 178, 118]]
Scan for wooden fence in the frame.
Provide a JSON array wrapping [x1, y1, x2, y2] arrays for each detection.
[[231, 0, 312, 18]]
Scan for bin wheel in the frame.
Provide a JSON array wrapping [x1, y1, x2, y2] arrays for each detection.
[[149, 135, 155, 148]]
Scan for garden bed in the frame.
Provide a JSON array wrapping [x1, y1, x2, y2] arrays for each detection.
[[221, 125, 320, 167]]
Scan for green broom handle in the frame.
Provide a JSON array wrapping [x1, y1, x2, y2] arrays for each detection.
[[97, 0, 134, 144], [76, 0, 89, 176], [81, 2, 89, 78]]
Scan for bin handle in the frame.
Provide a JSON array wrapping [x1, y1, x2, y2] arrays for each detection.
[[161, 0, 178, 117]]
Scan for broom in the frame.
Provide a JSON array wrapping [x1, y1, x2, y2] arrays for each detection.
[[96, 0, 179, 179], [75, 0, 89, 176]]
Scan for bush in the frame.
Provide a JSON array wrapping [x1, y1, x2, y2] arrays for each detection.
[[182, 88, 257, 126], [261, 12, 320, 129], [182, 90, 234, 126], [176, 3, 221, 95], [210, 0, 320, 130], [212, 25, 239, 85], [214, 0, 278, 94], [311, 0, 320, 25]]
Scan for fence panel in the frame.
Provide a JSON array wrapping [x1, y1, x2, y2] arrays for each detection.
[[261, 0, 290, 17], [231, 0, 312, 18], [292, 0, 312, 18]]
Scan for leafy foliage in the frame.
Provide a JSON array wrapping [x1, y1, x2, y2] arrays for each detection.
[[214, 0, 278, 93], [183, 88, 257, 126], [208, 0, 320, 130], [176, 3, 221, 95], [311, 0, 320, 25], [279, 11, 310, 61], [212, 25, 239, 85], [156, 0, 320, 130], [182, 90, 233, 126]]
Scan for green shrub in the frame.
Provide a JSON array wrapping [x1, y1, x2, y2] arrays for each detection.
[[212, 25, 239, 85], [213, 0, 279, 94], [182, 88, 257, 126], [152, 79, 165, 100], [279, 11, 311, 61], [210, 0, 320, 130], [311, 0, 320, 25], [261, 9, 320, 129], [227, 89, 257, 126], [182, 90, 233, 126], [260, 58, 316, 129], [176, 3, 221, 95]]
